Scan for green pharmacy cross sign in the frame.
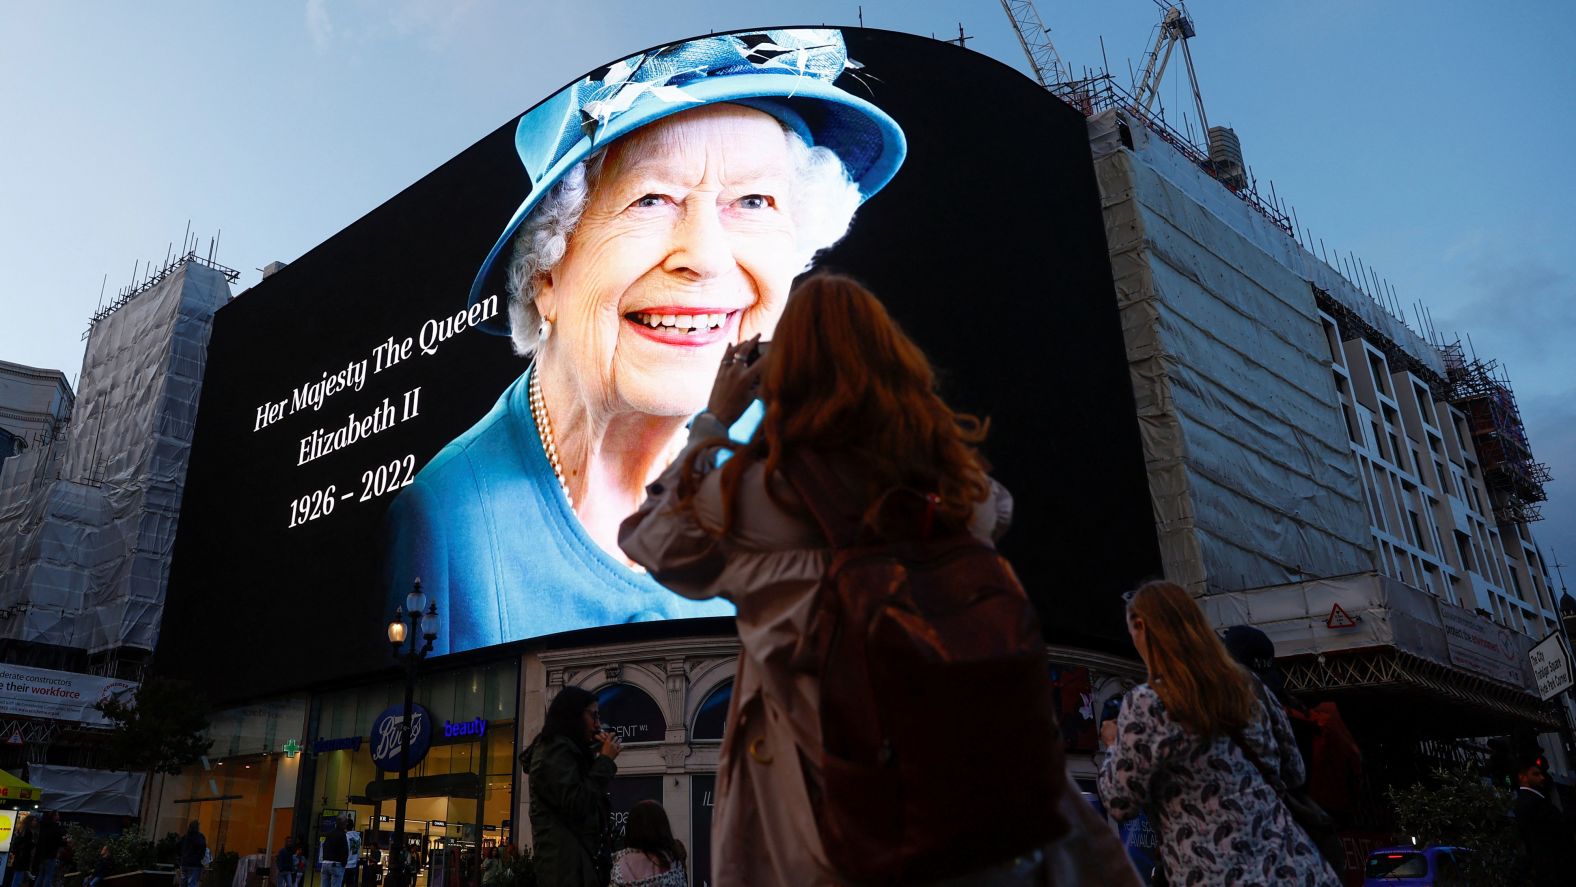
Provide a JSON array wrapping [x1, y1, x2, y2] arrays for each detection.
[[283, 739, 302, 759]]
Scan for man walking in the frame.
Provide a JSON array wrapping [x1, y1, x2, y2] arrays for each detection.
[[321, 817, 351, 887], [177, 821, 208, 887], [1513, 755, 1576, 887]]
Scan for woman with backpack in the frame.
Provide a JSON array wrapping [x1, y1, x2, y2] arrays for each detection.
[[1098, 581, 1340, 887], [621, 274, 1135, 885], [519, 685, 621, 886]]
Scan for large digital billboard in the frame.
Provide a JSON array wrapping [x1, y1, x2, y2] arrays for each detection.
[[161, 27, 1161, 699]]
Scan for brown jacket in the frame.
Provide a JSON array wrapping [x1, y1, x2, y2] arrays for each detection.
[[622, 415, 1020, 885]]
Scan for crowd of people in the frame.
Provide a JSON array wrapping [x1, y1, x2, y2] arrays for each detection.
[[6, 811, 67, 887]]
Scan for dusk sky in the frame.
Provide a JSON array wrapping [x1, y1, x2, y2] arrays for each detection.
[[2, 1, 1571, 585]]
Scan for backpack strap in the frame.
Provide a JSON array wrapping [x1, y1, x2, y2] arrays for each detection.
[[1227, 727, 1288, 795], [780, 451, 863, 548]]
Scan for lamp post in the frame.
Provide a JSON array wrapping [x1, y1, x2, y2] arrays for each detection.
[[387, 579, 438, 887]]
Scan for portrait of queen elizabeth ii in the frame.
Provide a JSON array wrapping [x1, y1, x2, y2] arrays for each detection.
[[382, 29, 907, 655]]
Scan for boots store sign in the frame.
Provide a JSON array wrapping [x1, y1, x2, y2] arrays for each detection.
[[370, 703, 434, 771]]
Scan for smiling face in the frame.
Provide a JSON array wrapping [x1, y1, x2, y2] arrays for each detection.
[[534, 103, 800, 418]]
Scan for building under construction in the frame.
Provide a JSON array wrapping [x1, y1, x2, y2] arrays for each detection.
[[1002, 0, 1566, 860], [0, 248, 236, 789]]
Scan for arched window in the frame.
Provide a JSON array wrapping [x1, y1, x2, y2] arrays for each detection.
[[690, 679, 732, 742], [594, 683, 666, 745]]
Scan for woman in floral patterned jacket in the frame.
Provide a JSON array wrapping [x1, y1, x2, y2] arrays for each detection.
[[1098, 581, 1341, 887]]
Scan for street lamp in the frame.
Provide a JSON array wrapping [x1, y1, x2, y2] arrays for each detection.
[[388, 578, 438, 887]]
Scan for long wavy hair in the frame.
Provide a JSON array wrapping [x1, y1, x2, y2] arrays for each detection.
[[1127, 580, 1258, 736], [682, 273, 991, 536]]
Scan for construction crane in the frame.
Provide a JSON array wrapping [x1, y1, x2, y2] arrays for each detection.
[[999, 0, 1068, 88], [1132, 3, 1211, 140]]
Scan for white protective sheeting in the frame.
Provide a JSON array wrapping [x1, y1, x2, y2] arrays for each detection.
[[0, 262, 229, 653], [25, 764, 146, 816], [1200, 572, 1538, 693], [1090, 111, 1375, 594]]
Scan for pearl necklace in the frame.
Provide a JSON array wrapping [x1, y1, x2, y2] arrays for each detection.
[[528, 370, 572, 507]]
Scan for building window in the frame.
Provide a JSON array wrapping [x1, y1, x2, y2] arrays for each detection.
[[691, 680, 732, 742], [1369, 353, 1391, 397]]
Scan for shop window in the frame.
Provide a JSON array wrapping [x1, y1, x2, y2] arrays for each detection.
[[596, 683, 667, 745], [691, 680, 732, 742], [609, 776, 664, 846]]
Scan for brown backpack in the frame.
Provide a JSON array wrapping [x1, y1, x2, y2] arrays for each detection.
[[784, 454, 1069, 884]]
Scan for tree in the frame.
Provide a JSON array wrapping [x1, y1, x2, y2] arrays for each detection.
[[94, 676, 214, 774], [1386, 765, 1521, 886]]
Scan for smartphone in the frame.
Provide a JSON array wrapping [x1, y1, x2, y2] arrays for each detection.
[[744, 339, 771, 366]]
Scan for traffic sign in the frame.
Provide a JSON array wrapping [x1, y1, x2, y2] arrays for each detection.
[[1529, 633, 1574, 701]]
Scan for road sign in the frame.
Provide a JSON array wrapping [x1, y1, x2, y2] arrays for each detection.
[[1529, 633, 1574, 701], [1326, 603, 1358, 629]]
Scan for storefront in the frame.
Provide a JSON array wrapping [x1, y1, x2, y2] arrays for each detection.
[[149, 697, 308, 859], [305, 659, 517, 887]]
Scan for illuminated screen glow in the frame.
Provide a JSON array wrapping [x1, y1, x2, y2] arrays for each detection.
[[161, 26, 1161, 699]]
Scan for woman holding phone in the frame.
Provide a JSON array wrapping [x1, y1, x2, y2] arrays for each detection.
[[521, 686, 623, 887]]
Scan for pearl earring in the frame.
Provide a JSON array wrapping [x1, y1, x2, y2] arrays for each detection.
[[538, 317, 553, 344]]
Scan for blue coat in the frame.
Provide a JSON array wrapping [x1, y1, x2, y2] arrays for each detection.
[[383, 366, 735, 656]]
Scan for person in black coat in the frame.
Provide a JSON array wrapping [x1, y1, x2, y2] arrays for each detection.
[[1513, 756, 1576, 887], [274, 838, 297, 887], [320, 817, 350, 887], [521, 686, 622, 887], [176, 821, 208, 887], [33, 813, 64, 887]]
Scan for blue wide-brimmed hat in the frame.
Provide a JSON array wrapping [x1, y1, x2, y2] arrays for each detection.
[[469, 28, 907, 334]]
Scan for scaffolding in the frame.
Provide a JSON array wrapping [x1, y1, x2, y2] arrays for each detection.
[[85, 235, 238, 340], [1443, 342, 1551, 524]]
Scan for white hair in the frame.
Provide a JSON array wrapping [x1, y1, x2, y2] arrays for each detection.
[[504, 124, 862, 356]]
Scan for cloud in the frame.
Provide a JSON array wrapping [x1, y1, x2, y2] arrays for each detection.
[[1438, 257, 1575, 366], [387, 0, 477, 47], [306, 0, 333, 50], [303, 0, 480, 54], [1522, 393, 1576, 546]]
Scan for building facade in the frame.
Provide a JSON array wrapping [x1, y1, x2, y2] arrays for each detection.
[[1084, 96, 1566, 824]]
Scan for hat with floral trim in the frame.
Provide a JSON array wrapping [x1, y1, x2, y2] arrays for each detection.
[[469, 27, 906, 334]]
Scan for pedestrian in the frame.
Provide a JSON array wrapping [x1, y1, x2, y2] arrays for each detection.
[[84, 846, 111, 887], [520, 686, 622, 887], [1098, 580, 1340, 887], [274, 838, 297, 887], [9, 815, 37, 887], [176, 821, 208, 887], [610, 800, 686, 887], [1513, 754, 1576, 886], [1222, 623, 1362, 831], [321, 817, 351, 887], [621, 273, 1138, 886], [32, 812, 63, 887]]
